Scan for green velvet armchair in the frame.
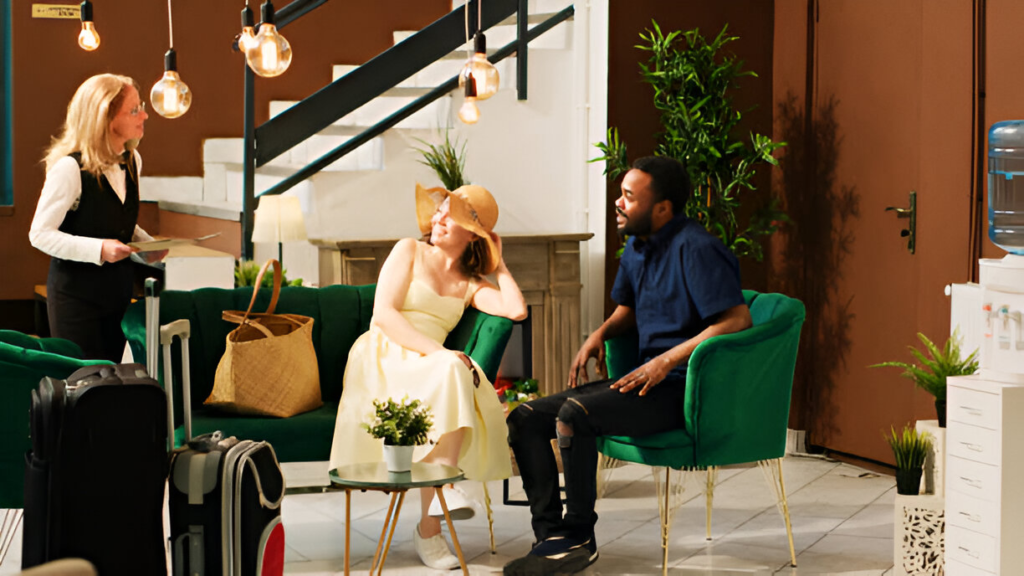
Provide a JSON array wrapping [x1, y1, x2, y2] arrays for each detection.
[[0, 332, 113, 510], [597, 291, 806, 574]]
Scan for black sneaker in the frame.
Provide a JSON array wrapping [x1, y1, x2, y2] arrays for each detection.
[[503, 535, 598, 576]]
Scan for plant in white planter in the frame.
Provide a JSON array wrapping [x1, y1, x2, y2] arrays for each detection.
[[363, 396, 433, 472]]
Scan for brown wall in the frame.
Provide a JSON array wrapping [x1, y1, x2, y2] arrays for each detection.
[[1, 0, 449, 301], [982, 0, 1024, 260], [605, 0, 776, 315]]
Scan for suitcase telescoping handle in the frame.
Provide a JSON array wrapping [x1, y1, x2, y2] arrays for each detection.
[[160, 319, 193, 447], [144, 278, 161, 378]]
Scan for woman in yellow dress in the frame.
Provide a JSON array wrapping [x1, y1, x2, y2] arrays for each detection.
[[329, 184, 527, 569]]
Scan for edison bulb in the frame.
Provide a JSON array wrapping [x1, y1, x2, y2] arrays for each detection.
[[78, 21, 100, 51], [150, 71, 192, 119], [245, 24, 292, 78], [239, 26, 258, 52], [458, 98, 480, 124], [458, 54, 500, 100]]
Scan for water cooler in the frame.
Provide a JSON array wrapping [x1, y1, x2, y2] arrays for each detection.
[[940, 120, 1024, 575]]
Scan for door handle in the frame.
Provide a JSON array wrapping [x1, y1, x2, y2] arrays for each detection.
[[885, 190, 916, 254]]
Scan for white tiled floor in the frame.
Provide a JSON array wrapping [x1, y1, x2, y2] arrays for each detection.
[[0, 455, 898, 575]]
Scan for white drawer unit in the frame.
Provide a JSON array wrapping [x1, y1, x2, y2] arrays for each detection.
[[945, 376, 1024, 574]]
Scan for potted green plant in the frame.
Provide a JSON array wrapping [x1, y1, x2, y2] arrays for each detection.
[[591, 23, 788, 261], [885, 424, 932, 495], [234, 260, 303, 287], [414, 129, 468, 190], [363, 396, 434, 472], [871, 330, 978, 427]]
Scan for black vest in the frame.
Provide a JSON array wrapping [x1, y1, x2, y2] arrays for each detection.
[[58, 152, 139, 244]]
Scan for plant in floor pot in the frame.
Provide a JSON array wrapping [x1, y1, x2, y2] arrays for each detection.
[[886, 424, 932, 496], [363, 396, 433, 472], [870, 330, 979, 427]]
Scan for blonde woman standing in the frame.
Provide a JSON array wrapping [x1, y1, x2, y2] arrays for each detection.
[[29, 74, 163, 362]]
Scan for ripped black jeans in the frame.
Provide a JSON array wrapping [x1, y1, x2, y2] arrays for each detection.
[[506, 377, 687, 542]]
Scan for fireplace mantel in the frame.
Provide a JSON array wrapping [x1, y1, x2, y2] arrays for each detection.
[[313, 233, 593, 396]]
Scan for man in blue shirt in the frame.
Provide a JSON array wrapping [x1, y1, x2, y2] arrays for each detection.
[[503, 156, 752, 575]]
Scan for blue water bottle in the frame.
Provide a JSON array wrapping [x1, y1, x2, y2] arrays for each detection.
[[989, 120, 1024, 254]]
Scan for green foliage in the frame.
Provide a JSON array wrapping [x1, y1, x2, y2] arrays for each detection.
[[234, 260, 303, 288], [591, 23, 788, 261], [871, 330, 979, 401], [414, 130, 469, 191], [884, 424, 932, 470], [362, 396, 434, 446]]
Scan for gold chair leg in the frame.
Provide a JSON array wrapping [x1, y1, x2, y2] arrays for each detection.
[[0, 509, 23, 566], [482, 482, 496, 553], [758, 459, 797, 567], [657, 467, 671, 576], [705, 466, 717, 541], [596, 452, 620, 499]]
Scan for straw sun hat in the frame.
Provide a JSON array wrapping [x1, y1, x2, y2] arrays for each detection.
[[415, 183, 500, 274]]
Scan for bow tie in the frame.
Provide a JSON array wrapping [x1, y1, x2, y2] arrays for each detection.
[[118, 151, 130, 171]]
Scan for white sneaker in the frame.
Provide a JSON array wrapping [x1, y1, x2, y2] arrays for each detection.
[[413, 523, 460, 570], [427, 483, 479, 520]]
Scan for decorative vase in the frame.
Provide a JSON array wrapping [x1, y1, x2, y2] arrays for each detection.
[[383, 445, 415, 472], [934, 399, 946, 428], [896, 467, 924, 495]]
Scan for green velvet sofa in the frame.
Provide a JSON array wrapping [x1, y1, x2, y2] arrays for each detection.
[[121, 284, 514, 464], [0, 331, 113, 508]]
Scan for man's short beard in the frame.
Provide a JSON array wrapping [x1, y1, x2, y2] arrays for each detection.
[[618, 209, 653, 238]]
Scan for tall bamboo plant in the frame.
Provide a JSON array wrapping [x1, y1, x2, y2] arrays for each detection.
[[593, 23, 788, 260]]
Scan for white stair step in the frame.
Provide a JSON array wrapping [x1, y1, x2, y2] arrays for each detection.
[[449, 0, 571, 12], [394, 16, 569, 52], [139, 176, 203, 204]]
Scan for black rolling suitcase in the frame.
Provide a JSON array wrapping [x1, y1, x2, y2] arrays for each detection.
[[158, 318, 286, 576], [21, 362, 169, 575]]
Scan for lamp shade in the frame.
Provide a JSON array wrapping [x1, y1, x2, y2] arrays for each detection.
[[252, 195, 307, 243]]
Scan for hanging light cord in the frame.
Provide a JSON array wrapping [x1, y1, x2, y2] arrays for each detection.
[[166, 0, 174, 48], [478, 0, 482, 32], [464, 1, 471, 59]]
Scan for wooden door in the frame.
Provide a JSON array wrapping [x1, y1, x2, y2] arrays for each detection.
[[809, 0, 974, 463]]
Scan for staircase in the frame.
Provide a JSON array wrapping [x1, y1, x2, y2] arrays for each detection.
[[142, 0, 576, 284]]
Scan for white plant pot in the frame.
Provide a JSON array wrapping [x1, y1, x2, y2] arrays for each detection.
[[384, 445, 415, 472]]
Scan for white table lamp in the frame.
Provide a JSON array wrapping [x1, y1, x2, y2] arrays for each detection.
[[252, 195, 307, 265]]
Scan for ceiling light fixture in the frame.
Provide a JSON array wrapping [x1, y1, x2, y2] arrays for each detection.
[[458, 0, 499, 101], [77, 0, 100, 51], [245, 1, 292, 78], [238, 2, 258, 53], [150, 0, 192, 118]]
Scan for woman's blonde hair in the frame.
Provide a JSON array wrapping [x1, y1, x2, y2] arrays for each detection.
[[44, 74, 142, 178]]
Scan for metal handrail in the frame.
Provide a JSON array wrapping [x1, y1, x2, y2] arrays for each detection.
[[258, 5, 575, 200]]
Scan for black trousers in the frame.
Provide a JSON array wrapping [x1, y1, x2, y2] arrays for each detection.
[[47, 258, 133, 363], [506, 376, 688, 542]]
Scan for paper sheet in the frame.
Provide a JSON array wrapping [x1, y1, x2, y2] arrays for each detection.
[[129, 232, 221, 252]]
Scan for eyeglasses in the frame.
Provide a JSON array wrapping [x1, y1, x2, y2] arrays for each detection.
[[129, 101, 147, 116]]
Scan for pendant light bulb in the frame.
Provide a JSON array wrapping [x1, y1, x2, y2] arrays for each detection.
[[238, 7, 258, 52], [458, 75, 480, 125], [78, 1, 100, 51], [458, 98, 480, 124], [150, 50, 192, 119], [245, 2, 292, 78], [458, 33, 499, 100]]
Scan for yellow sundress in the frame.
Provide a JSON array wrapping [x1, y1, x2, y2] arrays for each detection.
[[328, 241, 512, 481]]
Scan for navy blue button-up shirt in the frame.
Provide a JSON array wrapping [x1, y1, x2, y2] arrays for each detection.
[[610, 213, 744, 377]]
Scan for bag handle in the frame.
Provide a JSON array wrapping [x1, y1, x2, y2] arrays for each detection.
[[242, 259, 283, 323]]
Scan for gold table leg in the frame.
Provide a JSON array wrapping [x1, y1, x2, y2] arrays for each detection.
[[344, 489, 351, 576], [436, 486, 469, 575], [483, 482, 496, 553], [373, 491, 406, 576]]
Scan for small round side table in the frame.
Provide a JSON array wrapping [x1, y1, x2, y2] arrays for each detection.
[[330, 462, 468, 575]]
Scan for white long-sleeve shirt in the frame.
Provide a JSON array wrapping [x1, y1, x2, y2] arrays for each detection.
[[29, 150, 153, 265]]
